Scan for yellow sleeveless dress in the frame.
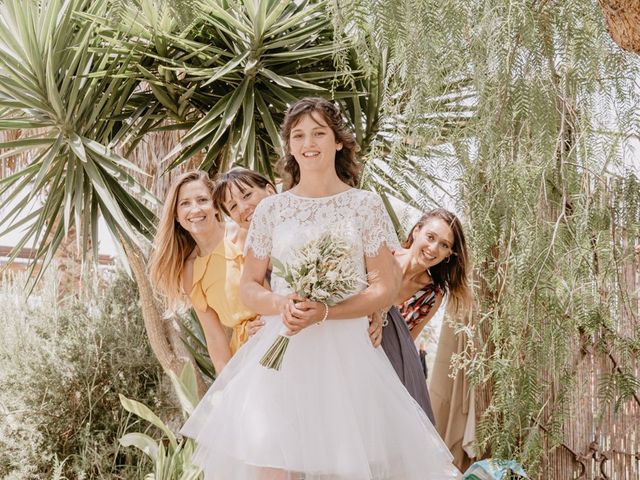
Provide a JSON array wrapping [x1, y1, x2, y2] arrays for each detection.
[[188, 233, 257, 354]]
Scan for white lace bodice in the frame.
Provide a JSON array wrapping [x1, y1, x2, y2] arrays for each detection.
[[244, 188, 401, 296]]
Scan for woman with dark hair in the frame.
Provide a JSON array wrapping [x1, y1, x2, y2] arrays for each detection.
[[212, 168, 277, 249], [379, 208, 473, 425], [277, 96, 361, 190], [181, 97, 459, 479]]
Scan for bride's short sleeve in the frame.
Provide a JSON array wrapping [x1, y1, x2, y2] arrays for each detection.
[[361, 192, 401, 257], [244, 197, 276, 259]]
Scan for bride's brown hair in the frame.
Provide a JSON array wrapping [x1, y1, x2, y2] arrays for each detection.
[[277, 97, 361, 190]]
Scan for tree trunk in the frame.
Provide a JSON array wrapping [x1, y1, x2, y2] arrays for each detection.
[[55, 225, 87, 300], [122, 237, 207, 397], [598, 0, 640, 54]]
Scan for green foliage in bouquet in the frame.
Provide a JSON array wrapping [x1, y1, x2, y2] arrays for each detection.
[[271, 232, 363, 306]]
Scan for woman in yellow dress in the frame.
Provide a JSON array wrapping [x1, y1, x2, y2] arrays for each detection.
[[149, 170, 269, 373]]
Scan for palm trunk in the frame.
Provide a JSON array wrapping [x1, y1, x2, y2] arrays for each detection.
[[122, 237, 207, 397], [54, 225, 86, 300], [598, 0, 640, 54]]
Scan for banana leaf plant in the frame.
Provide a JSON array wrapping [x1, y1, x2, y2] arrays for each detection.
[[119, 362, 203, 480]]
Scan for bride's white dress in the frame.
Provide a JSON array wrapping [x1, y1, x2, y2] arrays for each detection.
[[181, 189, 460, 479]]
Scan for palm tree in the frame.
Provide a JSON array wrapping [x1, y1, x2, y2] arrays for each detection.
[[0, 0, 205, 387], [0, 0, 377, 388], [93, 0, 364, 174], [94, 0, 463, 229]]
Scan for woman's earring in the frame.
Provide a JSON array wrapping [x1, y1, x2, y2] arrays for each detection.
[[446, 256, 451, 264]]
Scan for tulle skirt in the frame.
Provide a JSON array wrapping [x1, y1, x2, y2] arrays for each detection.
[[181, 315, 460, 480]]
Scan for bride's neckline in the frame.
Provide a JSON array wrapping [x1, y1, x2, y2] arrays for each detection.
[[285, 188, 355, 200]]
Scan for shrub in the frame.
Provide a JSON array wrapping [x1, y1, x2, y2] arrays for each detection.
[[0, 268, 176, 479]]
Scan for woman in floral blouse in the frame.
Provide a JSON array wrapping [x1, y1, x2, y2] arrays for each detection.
[[380, 208, 473, 424]]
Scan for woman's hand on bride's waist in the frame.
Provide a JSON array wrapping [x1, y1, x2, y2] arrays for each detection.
[[368, 311, 383, 348], [282, 294, 327, 335], [247, 316, 266, 337]]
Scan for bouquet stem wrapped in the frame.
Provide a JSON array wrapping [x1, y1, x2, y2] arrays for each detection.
[[260, 232, 362, 371]]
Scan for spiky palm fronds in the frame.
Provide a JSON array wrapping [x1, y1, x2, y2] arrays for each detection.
[[92, 0, 365, 178], [0, 0, 157, 284]]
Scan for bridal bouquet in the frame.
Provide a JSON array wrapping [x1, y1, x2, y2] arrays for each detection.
[[260, 232, 363, 371]]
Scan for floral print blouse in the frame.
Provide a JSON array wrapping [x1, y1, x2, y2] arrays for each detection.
[[398, 283, 442, 332]]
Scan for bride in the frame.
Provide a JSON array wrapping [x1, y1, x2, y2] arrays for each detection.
[[181, 97, 460, 479]]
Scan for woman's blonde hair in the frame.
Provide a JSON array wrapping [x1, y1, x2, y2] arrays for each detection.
[[148, 170, 215, 308]]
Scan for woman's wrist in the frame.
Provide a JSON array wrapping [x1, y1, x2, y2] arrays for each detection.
[[274, 294, 289, 312], [316, 301, 329, 325], [326, 304, 333, 321]]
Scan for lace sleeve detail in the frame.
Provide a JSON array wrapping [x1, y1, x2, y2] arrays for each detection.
[[361, 192, 401, 256], [244, 197, 275, 259]]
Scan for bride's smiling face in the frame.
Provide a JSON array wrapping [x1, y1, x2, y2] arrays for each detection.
[[288, 112, 343, 174]]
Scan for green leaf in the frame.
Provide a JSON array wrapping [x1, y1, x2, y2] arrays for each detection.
[[271, 256, 287, 276], [198, 0, 253, 37], [201, 51, 250, 87], [69, 133, 88, 163], [202, 78, 250, 154], [83, 137, 149, 176], [63, 156, 77, 237], [119, 433, 159, 461], [0, 118, 45, 129], [259, 68, 325, 91], [30, 135, 65, 198], [118, 394, 177, 449], [167, 364, 198, 416]]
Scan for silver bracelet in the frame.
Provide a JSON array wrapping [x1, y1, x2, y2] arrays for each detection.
[[316, 302, 329, 325], [380, 308, 389, 327]]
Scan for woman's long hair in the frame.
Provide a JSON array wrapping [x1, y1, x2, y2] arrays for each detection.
[[277, 97, 361, 190], [148, 170, 215, 309], [403, 208, 473, 315]]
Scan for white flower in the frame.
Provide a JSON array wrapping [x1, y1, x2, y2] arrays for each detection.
[[325, 270, 338, 282], [313, 288, 331, 300]]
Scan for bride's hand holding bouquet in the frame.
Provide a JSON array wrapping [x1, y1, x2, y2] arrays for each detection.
[[282, 294, 328, 335]]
